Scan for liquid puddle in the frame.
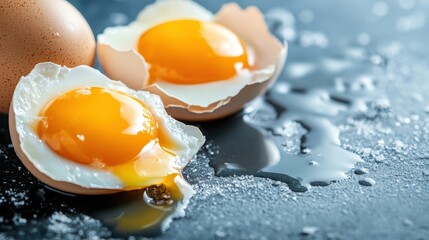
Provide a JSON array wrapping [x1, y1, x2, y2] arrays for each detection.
[[44, 175, 193, 237], [201, 50, 385, 191]]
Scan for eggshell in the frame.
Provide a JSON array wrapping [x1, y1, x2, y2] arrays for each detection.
[[97, 1, 287, 121], [0, 0, 96, 113]]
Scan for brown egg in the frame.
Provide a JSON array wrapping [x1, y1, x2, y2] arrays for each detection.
[[0, 0, 95, 113]]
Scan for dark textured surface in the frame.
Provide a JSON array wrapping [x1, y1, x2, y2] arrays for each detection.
[[2, 0, 429, 239]]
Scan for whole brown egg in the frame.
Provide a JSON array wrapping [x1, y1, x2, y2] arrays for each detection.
[[0, 0, 96, 113]]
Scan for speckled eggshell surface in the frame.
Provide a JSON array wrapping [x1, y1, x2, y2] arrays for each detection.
[[0, 0, 96, 113]]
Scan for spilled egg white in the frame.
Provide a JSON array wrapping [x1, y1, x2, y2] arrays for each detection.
[[98, 0, 287, 121], [9, 62, 205, 195]]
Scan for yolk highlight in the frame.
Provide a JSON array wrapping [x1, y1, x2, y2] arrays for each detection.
[[137, 19, 250, 85], [37, 87, 158, 167]]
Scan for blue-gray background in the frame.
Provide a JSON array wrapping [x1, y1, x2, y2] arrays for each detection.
[[1, 0, 429, 239]]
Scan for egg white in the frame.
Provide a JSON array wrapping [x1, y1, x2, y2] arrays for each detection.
[[11, 62, 205, 190]]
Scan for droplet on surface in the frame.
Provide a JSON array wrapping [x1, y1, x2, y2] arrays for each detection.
[[301, 226, 319, 235], [215, 229, 227, 239], [359, 178, 376, 186], [357, 33, 371, 46], [354, 168, 369, 175], [398, 0, 416, 10], [298, 31, 329, 48], [272, 181, 281, 187], [287, 62, 316, 79], [396, 12, 426, 32], [298, 10, 314, 24], [403, 218, 414, 226], [372, 1, 389, 16], [109, 12, 129, 25]]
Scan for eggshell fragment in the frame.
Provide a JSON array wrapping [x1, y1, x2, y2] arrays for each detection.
[[97, 0, 287, 121], [9, 62, 205, 195], [97, 44, 149, 90]]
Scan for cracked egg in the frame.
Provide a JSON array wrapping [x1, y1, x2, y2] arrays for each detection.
[[9, 62, 205, 195], [98, 0, 287, 121]]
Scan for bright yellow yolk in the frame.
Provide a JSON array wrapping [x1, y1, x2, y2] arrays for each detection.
[[37, 87, 158, 168], [137, 19, 250, 85]]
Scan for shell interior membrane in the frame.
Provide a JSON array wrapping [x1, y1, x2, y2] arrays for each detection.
[[12, 62, 204, 191], [97, 0, 286, 116]]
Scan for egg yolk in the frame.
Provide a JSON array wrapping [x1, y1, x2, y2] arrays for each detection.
[[37, 87, 158, 167], [137, 19, 250, 85]]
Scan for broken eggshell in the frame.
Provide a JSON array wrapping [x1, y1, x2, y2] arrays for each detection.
[[98, 0, 287, 121], [8, 63, 204, 195]]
